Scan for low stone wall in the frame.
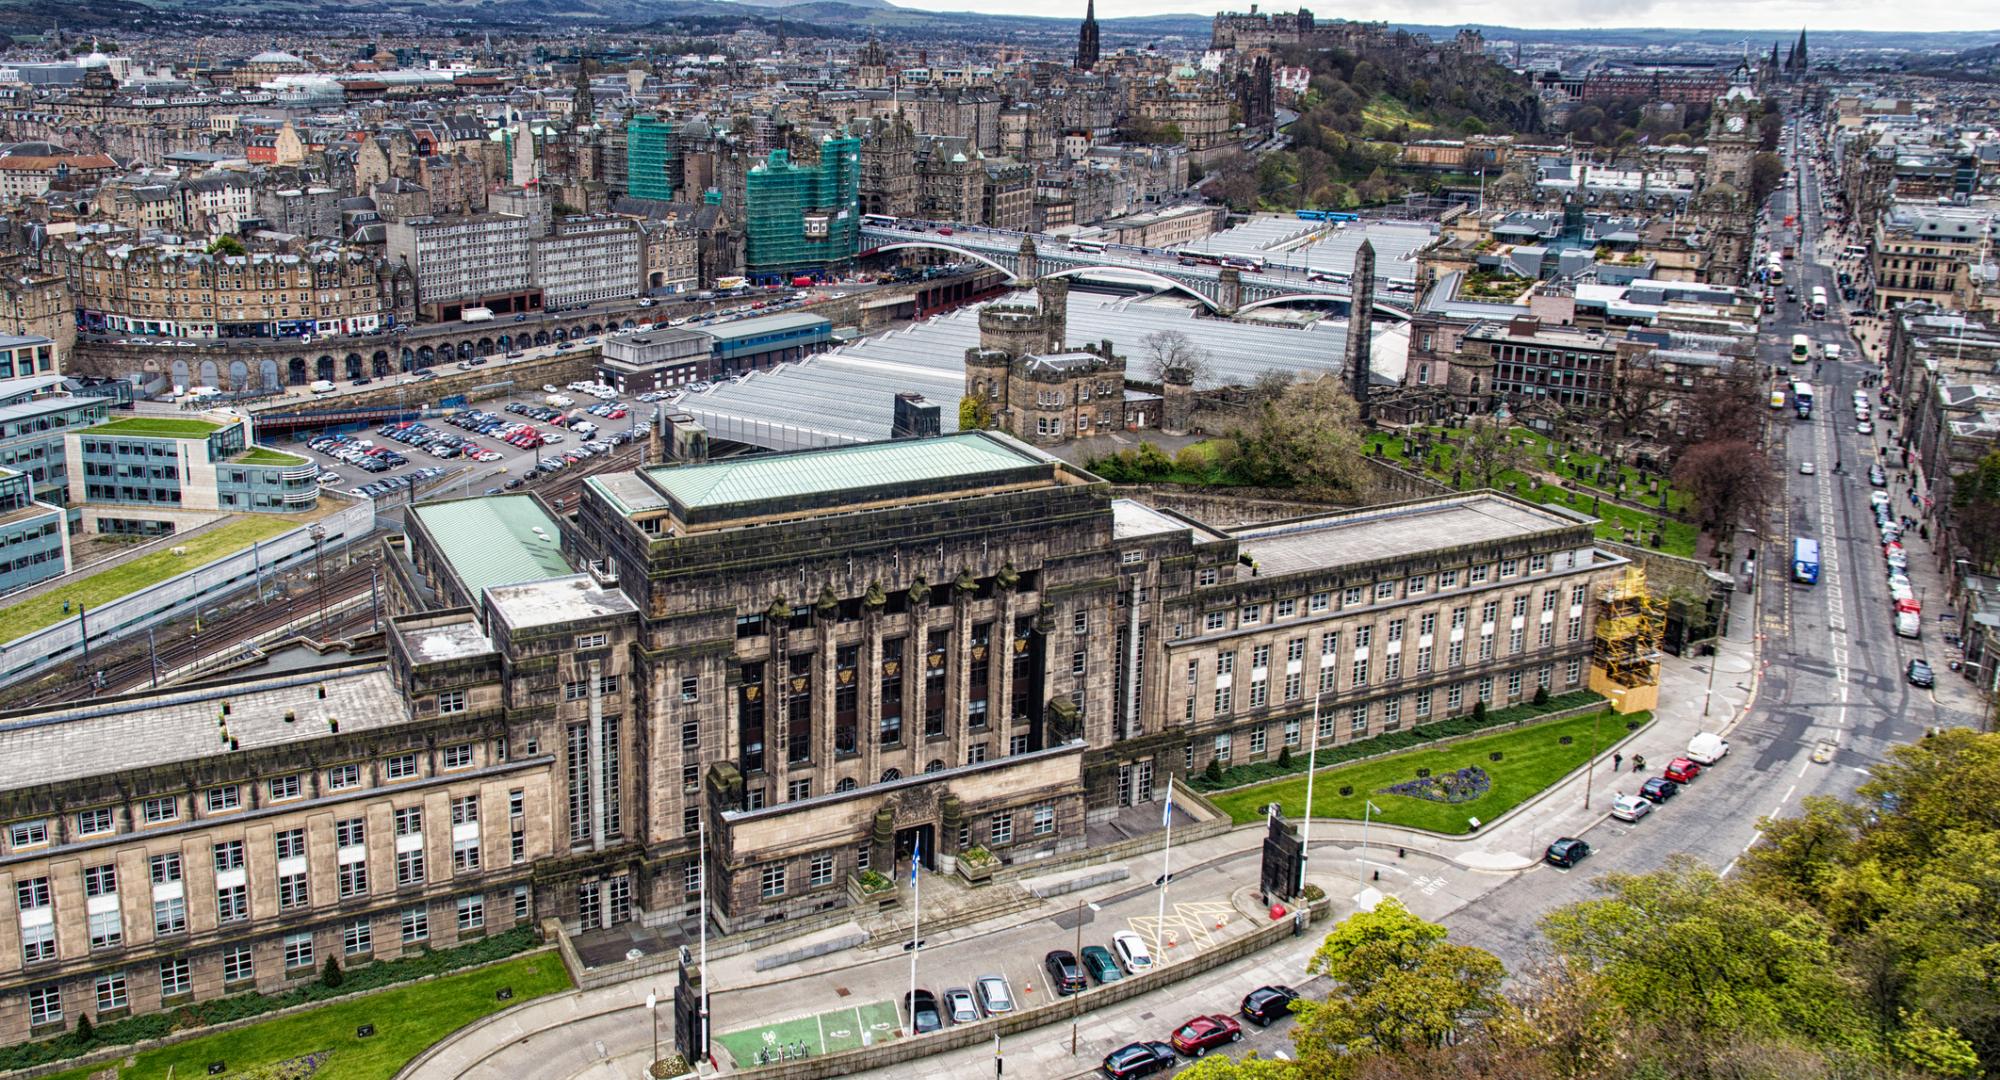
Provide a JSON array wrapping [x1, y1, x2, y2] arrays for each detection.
[[1104, 484, 1348, 527], [1358, 455, 1452, 502], [737, 895, 1333, 1080]]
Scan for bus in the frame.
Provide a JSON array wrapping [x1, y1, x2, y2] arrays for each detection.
[[861, 213, 898, 228], [1069, 239, 1107, 254], [1810, 286, 1828, 320], [1792, 333, 1812, 363], [1220, 255, 1265, 271], [1793, 538, 1821, 585], [1791, 380, 1814, 419], [1767, 253, 1786, 285]]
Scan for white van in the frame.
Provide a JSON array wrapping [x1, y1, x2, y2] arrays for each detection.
[[1895, 611, 1921, 639], [1686, 732, 1730, 765], [309, 380, 336, 394], [1823, 343, 1842, 362]]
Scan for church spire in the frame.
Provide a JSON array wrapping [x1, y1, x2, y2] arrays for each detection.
[[1076, 0, 1100, 72]]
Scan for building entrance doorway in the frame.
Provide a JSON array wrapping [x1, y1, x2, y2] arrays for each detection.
[[895, 824, 936, 871]]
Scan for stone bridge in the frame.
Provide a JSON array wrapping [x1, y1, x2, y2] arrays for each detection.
[[859, 224, 1414, 320]]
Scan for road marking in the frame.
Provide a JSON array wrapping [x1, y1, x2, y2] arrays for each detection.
[[1783, 783, 1797, 802], [1722, 856, 1740, 877]]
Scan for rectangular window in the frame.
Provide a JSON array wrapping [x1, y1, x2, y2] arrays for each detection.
[[1074, 609, 1089, 635], [1250, 726, 1267, 755], [1566, 657, 1583, 686], [1470, 565, 1489, 584], [387, 753, 420, 780], [453, 835, 481, 874], [810, 853, 834, 888], [437, 690, 466, 715], [1213, 732, 1232, 763], [1539, 664, 1554, 690], [268, 774, 302, 801], [452, 796, 479, 826], [93, 970, 127, 1013], [217, 885, 248, 924], [1198, 567, 1219, 587], [1500, 558, 1518, 578], [1416, 688, 1433, 717], [760, 864, 786, 898], [395, 807, 422, 836], [1374, 581, 1397, 601], [275, 827, 306, 861], [223, 944, 254, 983], [1383, 698, 1402, 732], [142, 796, 178, 824], [396, 849, 425, 887], [1407, 575, 1426, 595], [76, 808, 114, 836], [442, 743, 473, 769], [1240, 604, 1262, 626], [159, 957, 190, 998], [1508, 670, 1524, 698], [279, 872, 309, 911], [284, 932, 314, 970], [214, 839, 245, 872], [401, 906, 429, 943], [1568, 615, 1584, 643], [1478, 675, 1495, 703], [327, 764, 361, 790], [990, 812, 1014, 846], [1033, 803, 1055, 835], [1351, 657, 1369, 687], [1276, 598, 1297, 618], [576, 632, 608, 649], [336, 816, 365, 848], [1203, 611, 1227, 632], [344, 918, 373, 956], [84, 864, 116, 897], [1342, 587, 1363, 606], [457, 895, 485, 930], [1448, 684, 1464, 713], [788, 778, 811, 802], [1309, 592, 1330, 612]]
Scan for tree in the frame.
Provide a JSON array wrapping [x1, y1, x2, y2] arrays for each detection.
[[1230, 377, 1373, 499], [206, 235, 246, 256], [321, 955, 345, 988], [1140, 329, 1213, 386], [1950, 450, 2000, 571], [1750, 152, 1786, 208], [1288, 898, 1506, 1074], [1455, 420, 1531, 490], [958, 395, 993, 432], [1672, 438, 1770, 549]]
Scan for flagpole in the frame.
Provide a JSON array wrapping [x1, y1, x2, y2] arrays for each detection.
[[908, 834, 921, 1035], [1359, 799, 1377, 883], [1156, 773, 1174, 964], [1298, 687, 1322, 897]]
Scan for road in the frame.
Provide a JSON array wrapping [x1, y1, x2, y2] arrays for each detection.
[[1443, 116, 1981, 972]]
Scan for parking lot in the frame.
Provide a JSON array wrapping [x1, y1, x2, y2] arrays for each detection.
[[284, 376, 667, 506]]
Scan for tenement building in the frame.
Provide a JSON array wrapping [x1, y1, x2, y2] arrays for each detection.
[[0, 432, 1624, 1039]]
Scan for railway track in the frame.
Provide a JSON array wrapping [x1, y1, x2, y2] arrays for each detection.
[[8, 560, 384, 708]]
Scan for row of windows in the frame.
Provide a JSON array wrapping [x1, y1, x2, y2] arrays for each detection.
[[754, 803, 1058, 899], [1192, 552, 1576, 623], [5, 746, 486, 854], [22, 890, 525, 1028], [14, 794, 517, 966]]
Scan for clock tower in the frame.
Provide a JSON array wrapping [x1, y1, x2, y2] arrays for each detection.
[[1705, 90, 1759, 191]]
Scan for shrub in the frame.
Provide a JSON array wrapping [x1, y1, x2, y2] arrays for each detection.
[[322, 956, 344, 989], [856, 869, 892, 891], [1277, 746, 1292, 767], [73, 1014, 92, 1042], [1471, 701, 1487, 724], [1301, 883, 1326, 902], [1204, 757, 1225, 783], [1533, 685, 1550, 706]]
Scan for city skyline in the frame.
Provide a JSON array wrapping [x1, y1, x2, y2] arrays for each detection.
[[882, 0, 1996, 33]]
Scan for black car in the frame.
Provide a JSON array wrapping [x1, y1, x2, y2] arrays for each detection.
[[1044, 949, 1087, 995], [1241, 984, 1299, 1026], [904, 989, 942, 1034], [1545, 837, 1591, 868], [1102, 1041, 1177, 1079], [1907, 659, 1935, 689], [1639, 777, 1680, 804]]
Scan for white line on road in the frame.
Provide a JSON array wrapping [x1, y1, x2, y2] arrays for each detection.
[[1783, 784, 1797, 802]]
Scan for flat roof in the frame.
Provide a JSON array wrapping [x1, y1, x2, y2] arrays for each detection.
[[705, 311, 830, 342], [643, 430, 1055, 515], [1112, 498, 1224, 542], [584, 471, 670, 516], [486, 573, 638, 630], [411, 495, 574, 606], [401, 616, 494, 664], [88, 417, 223, 439], [1232, 494, 1586, 576], [0, 665, 407, 792]]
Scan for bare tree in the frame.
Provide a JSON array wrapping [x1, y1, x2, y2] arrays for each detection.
[[1673, 438, 1771, 553], [1140, 329, 1214, 386], [1456, 419, 1532, 490]]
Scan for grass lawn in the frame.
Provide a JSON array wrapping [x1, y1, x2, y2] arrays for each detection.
[[84, 951, 570, 1080], [0, 515, 300, 640], [1362, 94, 1436, 134], [88, 417, 222, 439], [1209, 709, 1649, 834], [234, 447, 307, 466]]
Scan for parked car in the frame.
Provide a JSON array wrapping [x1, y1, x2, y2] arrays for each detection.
[[1907, 659, 1935, 688], [1101, 1042, 1177, 1079], [1610, 794, 1653, 823], [1663, 757, 1703, 784], [942, 986, 979, 1025], [1170, 1014, 1244, 1057], [1639, 777, 1680, 803], [1686, 732, 1730, 765], [1545, 837, 1591, 868], [1240, 985, 1299, 1026], [975, 974, 1014, 1016], [904, 989, 942, 1034], [1044, 950, 1087, 995], [1799, 460, 1816, 475], [1111, 930, 1154, 974], [1081, 945, 1124, 985]]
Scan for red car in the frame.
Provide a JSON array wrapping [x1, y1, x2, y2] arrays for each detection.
[[1664, 757, 1703, 784], [1169, 1014, 1243, 1057]]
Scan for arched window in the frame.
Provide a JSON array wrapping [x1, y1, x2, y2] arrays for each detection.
[[879, 768, 902, 783], [835, 777, 858, 793], [925, 759, 946, 774]]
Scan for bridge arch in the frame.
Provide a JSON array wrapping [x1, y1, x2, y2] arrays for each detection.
[[870, 242, 1019, 282], [1037, 265, 1223, 311], [1234, 293, 1415, 321]]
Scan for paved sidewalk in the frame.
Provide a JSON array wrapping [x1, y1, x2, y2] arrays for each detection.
[[403, 616, 1758, 1080]]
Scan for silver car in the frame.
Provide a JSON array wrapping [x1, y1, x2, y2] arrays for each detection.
[[974, 974, 1014, 1017], [943, 986, 979, 1025]]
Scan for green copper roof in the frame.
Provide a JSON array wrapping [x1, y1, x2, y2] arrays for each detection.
[[646, 432, 1049, 512], [411, 495, 574, 606]]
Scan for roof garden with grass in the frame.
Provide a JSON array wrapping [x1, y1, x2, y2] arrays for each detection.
[[232, 447, 307, 467], [88, 417, 223, 439]]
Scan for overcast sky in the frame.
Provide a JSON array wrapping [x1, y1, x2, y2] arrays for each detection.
[[886, 0, 1999, 33]]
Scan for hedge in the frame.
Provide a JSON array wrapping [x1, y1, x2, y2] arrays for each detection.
[[0, 926, 542, 1072], [1186, 690, 1607, 793]]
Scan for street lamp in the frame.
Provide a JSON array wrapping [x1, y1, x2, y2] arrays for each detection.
[[645, 990, 659, 1074], [309, 524, 328, 636]]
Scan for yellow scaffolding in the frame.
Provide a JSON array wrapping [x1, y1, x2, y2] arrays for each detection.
[[1589, 566, 1664, 713]]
